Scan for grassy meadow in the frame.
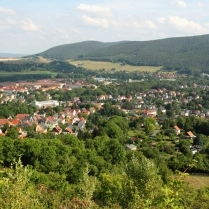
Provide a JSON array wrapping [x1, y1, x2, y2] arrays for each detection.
[[1, 56, 162, 72], [185, 175, 209, 189], [69, 60, 162, 72]]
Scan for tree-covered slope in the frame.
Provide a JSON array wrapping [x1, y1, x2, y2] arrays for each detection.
[[36, 41, 124, 60], [84, 34, 209, 69], [34, 34, 209, 70]]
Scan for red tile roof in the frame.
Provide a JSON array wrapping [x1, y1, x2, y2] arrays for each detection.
[[174, 125, 180, 131], [187, 131, 196, 138], [0, 119, 9, 126], [64, 127, 73, 133], [11, 119, 21, 125], [16, 114, 29, 120]]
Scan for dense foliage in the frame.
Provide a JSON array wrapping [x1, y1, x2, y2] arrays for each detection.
[[1, 58, 209, 207], [0, 132, 208, 209], [28, 34, 209, 71]]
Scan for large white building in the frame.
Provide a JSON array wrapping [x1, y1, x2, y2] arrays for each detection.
[[33, 100, 59, 108]]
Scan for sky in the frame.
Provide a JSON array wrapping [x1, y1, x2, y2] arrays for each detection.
[[1, 0, 209, 54]]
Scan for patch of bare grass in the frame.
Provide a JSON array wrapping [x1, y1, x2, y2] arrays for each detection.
[[69, 60, 162, 72]]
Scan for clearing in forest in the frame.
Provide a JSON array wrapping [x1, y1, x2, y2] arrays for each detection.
[[69, 60, 162, 72]]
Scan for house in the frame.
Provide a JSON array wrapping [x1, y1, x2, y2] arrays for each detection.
[[81, 109, 90, 116], [117, 95, 127, 101], [71, 116, 80, 125], [10, 119, 21, 126], [63, 127, 73, 134], [45, 116, 58, 127], [186, 131, 196, 139], [146, 109, 157, 117], [33, 115, 44, 124], [180, 110, 190, 117], [51, 125, 62, 135], [199, 113, 205, 118], [67, 109, 78, 117], [0, 128, 5, 136], [36, 123, 48, 134], [15, 114, 29, 120], [78, 120, 86, 130], [135, 103, 142, 109], [161, 107, 166, 114], [57, 116, 66, 125], [174, 125, 181, 135], [89, 107, 96, 114], [204, 110, 209, 117], [33, 100, 59, 108], [0, 119, 10, 127], [98, 95, 106, 100], [17, 127, 27, 139]]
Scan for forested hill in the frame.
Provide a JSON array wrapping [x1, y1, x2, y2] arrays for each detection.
[[84, 35, 209, 69], [36, 41, 126, 60], [34, 34, 209, 70]]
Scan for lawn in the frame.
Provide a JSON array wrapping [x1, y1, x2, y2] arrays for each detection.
[[69, 60, 162, 72], [185, 174, 209, 189]]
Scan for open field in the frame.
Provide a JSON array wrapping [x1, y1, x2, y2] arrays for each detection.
[[0, 56, 51, 64], [185, 174, 209, 189], [1, 57, 163, 72], [0, 58, 21, 62], [69, 60, 162, 72]]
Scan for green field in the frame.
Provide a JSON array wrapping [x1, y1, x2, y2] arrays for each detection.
[[69, 60, 162, 72]]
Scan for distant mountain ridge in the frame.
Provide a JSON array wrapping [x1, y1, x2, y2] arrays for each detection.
[[36, 41, 128, 60], [34, 34, 209, 69], [0, 53, 27, 58]]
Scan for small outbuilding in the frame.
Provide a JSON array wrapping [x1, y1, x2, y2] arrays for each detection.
[[125, 144, 137, 151]]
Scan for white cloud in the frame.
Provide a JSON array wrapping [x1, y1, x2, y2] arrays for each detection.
[[81, 15, 109, 28], [69, 28, 81, 35], [0, 25, 10, 30], [55, 28, 70, 39], [168, 16, 204, 32], [6, 18, 16, 25], [20, 19, 39, 31], [145, 20, 156, 29], [111, 16, 156, 32], [77, 4, 111, 16], [0, 7, 15, 15], [177, 0, 187, 8], [157, 17, 166, 23]]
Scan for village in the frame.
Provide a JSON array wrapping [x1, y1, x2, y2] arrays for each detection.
[[0, 76, 207, 156]]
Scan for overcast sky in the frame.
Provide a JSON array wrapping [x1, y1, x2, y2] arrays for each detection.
[[1, 0, 209, 54]]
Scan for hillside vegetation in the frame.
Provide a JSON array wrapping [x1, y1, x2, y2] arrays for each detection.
[[37, 41, 125, 60], [33, 34, 209, 71], [83, 35, 209, 70]]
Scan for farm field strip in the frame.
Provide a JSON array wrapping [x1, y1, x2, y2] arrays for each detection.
[[69, 60, 162, 72]]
